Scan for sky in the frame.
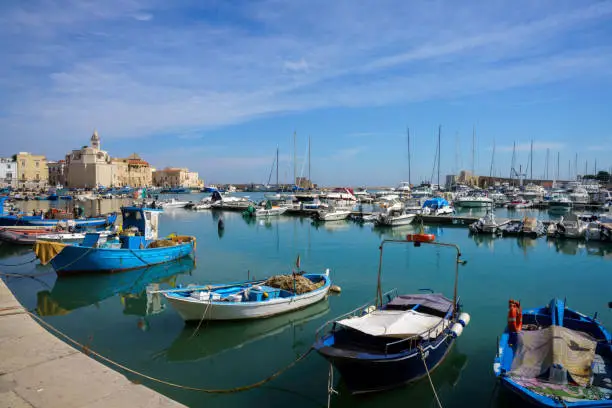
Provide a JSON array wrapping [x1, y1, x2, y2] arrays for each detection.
[[1, 0, 612, 186]]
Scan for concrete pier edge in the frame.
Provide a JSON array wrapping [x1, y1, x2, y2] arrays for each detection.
[[0, 278, 186, 408]]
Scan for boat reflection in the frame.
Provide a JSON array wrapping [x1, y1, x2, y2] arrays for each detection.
[[0, 243, 33, 259], [548, 237, 612, 258], [371, 224, 420, 239], [332, 345, 468, 407], [469, 232, 498, 249], [311, 220, 351, 232], [36, 258, 195, 317], [162, 299, 330, 363]]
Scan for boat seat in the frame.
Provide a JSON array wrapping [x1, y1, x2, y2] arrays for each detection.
[[81, 233, 101, 248]]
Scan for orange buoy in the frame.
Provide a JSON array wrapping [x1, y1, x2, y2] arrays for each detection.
[[406, 233, 436, 243], [508, 299, 523, 332]]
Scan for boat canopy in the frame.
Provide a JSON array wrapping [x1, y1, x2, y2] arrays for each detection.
[[337, 309, 447, 340], [120, 206, 162, 240], [422, 197, 449, 209]]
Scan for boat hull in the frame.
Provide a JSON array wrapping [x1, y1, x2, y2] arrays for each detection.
[[49, 242, 195, 275], [317, 334, 455, 394], [165, 277, 330, 321], [455, 201, 493, 208], [0, 213, 116, 228]]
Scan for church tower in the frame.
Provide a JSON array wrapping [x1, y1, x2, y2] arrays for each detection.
[[91, 129, 100, 150]]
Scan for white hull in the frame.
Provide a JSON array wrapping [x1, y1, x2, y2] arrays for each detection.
[[165, 285, 330, 321], [192, 203, 212, 210], [317, 210, 351, 221], [255, 207, 288, 217], [376, 213, 416, 226], [455, 200, 493, 208]]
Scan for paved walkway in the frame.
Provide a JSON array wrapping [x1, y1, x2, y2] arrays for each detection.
[[0, 279, 186, 408]]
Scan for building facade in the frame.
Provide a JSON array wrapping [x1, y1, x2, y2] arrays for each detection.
[[0, 158, 17, 188], [152, 167, 202, 188], [65, 131, 115, 188], [16, 152, 48, 189], [112, 154, 152, 187], [47, 160, 67, 187]]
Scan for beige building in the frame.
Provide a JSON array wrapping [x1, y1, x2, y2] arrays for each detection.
[[153, 167, 202, 188], [112, 154, 153, 188], [65, 131, 114, 188], [16, 152, 48, 189], [47, 160, 67, 187]]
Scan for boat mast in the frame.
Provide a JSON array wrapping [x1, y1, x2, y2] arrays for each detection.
[[510, 141, 516, 181], [489, 139, 495, 178], [308, 135, 311, 189], [276, 145, 279, 187], [530, 140, 533, 181], [471, 125, 475, 175], [545, 148, 549, 180], [574, 153, 578, 181], [557, 152, 560, 181], [293, 131, 297, 187], [407, 127, 411, 185], [437, 125, 441, 189]]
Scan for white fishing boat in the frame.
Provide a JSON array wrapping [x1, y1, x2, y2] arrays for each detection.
[[374, 211, 416, 227], [314, 208, 352, 221], [469, 212, 509, 234], [255, 206, 288, 217], [159, 198, 190, 209], [163, 272, 331, 321], [454, 195, 494, 208]]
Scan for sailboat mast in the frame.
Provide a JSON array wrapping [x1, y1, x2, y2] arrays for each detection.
[[510, 141, 516, 180], [407, 127, 411, 185], [557, 152, 560, 181], [545, 148, 549, 180], [437, 125, 441, 189], [471, 125, 475, 175], [276, 146, 279, 187], [308, 135, 311, 189], [530, 140, 533, 181], [489, 139, 495, 178], [293, 131, 297, 187]]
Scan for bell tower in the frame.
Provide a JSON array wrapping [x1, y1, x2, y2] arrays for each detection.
[[91, 129, 100, 150]]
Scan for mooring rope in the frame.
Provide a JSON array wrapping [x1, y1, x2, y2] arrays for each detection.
[[0, 256, 38, 267], [327, 363, 338, 408], [419, 345, 444, 408], [4, 307, 313, 394]]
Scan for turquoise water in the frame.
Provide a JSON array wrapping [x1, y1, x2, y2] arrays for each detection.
[[2, 196, 612, 408]]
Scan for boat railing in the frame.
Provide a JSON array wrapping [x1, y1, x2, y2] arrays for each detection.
[[314, 289, 398, 341]]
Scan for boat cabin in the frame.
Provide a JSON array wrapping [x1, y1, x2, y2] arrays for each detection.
[[119, 206, 162, 248]]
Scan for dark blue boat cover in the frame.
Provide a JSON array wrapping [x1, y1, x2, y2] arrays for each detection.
[[387, 293, 452, 313]]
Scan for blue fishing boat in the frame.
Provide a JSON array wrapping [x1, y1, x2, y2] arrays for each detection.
[[314, 233, 470, 394], [0, 197, 115, 228], [494, 298, 612, 407], [34, 206, 196, 276]]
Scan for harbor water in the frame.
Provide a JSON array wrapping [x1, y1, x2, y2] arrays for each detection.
[[2, 194, 611, 407]]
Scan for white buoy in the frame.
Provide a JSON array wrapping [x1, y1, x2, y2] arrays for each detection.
[[458, 312, 471, 327], [330, 285, 341, 293], [450, 322, 464, 338]]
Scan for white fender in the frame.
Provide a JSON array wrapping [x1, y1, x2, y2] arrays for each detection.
[[458, 312, 471, 327]]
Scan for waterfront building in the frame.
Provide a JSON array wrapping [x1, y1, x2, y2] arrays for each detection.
[[65, 130, 115, 189], [16, 152, 48, 189], [111, 154, 153, 187], [0, 158, 17, 188], [152, 167, 202, 188], [47, 160, 66, 187]]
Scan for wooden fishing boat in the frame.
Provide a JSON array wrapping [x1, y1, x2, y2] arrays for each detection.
[[163, 271, 331, 321], [314, 233, 470, 394], [34, 206, 195, 275], [494, 298, 612, 407]]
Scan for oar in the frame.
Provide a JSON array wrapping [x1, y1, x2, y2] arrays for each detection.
[[148, 279, 267, 294]]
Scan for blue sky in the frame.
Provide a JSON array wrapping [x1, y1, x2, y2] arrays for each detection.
[[1, 0, 612, 186]]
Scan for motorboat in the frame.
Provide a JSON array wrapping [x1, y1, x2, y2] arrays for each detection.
[[507, 199, 533, 210], [489, 192, 509, 207], [395, 182, 411, 196], [493, 298, 612, 407], [211, 195, 254, 211], [158, 198, 190, 209], [421, 197, 454, 216], [34, 206, 196, 275], [454, 194, 494, 208], [163, 271, 331, 321], [320, 188, 357, 203], [314, 234, 470, 394], [553, 213, 588, 239], [569, 187, 590, 205], [255, 205, 288, 217], [469, 212, 509, 234], [521, 183, 546, 202], [374, 210, 416, 227], [410, 184, 433, 200], [313, 208, 352, 222], [519, 217, 545, 238], [549, 193, 574, 212]]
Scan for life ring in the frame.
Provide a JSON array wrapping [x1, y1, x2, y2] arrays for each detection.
[[406, 233, 435, 243], [508, 299, 523, 332]]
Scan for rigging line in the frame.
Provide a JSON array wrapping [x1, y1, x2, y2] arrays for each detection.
[[26, 308, 314, 394], [419, 345, 444, 408]]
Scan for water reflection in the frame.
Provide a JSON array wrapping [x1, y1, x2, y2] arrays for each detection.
[[0, 243, 33, 259], [311, 220, 351, 232], [161, 299, 330, 362], [547, 238, 612, 258], [36, 258, 195, 317], [469, 232, 498, 250], [332, 346, 468, 408]]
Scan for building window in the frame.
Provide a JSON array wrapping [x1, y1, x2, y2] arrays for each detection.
[[35, 161, 39, 168], [21, 160, 25, 167]]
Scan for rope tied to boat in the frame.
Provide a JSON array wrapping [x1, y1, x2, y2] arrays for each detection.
[[418, 345, 444, 408], [327, 363, 338, 408], [10, 307, 315, 394]]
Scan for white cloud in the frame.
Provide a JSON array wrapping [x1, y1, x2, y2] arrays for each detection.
[[133, 13, 153, 21], [283, 58, 309, 72]]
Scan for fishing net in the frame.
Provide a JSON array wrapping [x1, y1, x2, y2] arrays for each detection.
[[264, 274, 324, 294], [147, 240, 177, 248]]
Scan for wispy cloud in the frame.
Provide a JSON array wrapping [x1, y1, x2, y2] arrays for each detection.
[[497, 142, 565, 152], [283, 58, 309, 73], [133, 13, 153, 22]]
